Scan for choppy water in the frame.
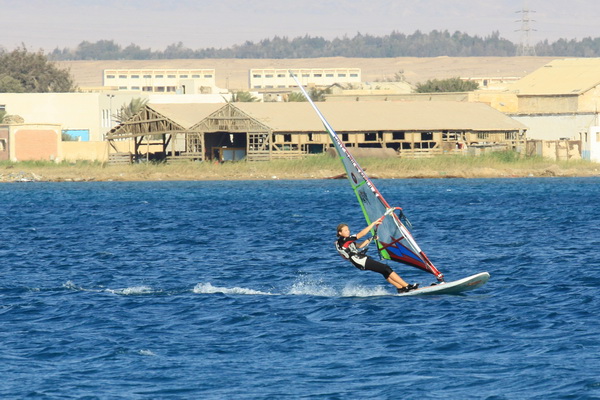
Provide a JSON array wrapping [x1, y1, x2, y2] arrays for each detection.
[[1, 178, 599, 399]]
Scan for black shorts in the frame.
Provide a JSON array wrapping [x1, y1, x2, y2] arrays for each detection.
[[352, 257, 394, 279]]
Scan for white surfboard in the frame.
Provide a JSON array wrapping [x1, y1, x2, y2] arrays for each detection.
[[397, 272, 490, 296]]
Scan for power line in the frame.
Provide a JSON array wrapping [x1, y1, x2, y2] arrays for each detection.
[[515, 7, 537, 56]]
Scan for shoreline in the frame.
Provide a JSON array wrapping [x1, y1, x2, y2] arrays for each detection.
[[1, 159, 599, 183]]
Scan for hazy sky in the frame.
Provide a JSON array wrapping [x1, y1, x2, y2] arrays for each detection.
[[1, 0, 597, 52]]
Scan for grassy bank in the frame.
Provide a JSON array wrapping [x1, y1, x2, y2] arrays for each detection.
[[1, 152, 599, 182]]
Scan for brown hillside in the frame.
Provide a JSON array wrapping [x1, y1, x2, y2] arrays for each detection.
[[57, 56, 555, 91]]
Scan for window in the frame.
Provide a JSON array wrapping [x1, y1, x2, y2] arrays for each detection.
[[392, 131, 405, 140], [302, 74, 309, 77], [0, 139, 6, 152], [265, 74, 273, 78], [143, 75, 152, 78], [365, 133, 377, 141], [180, 75, 188, 78], [131, 75, 139, 79], [421, 132, 433, 141], [131, 86, 140, 90], [155, 75, 164, 78], [338, 74, 346, 77], [118, 86, 127, 90], [277, 74, 285, 78], [156, 86, 165, 92], [204, 74, 213, 78], [341, 133, 349, 142], [192, 74, 201, 78], [283, 134, 292, 142], [167, 75, 176, 78], [167, 86, 177, 92], [106, 75, 115, 79], [253, 74, 262, 78], [142, 86, 153, 92], [326, 74, 334, 77], [119, 75, 127, 79], [350, 73, 358, 77], [265, 85, 274, 88], [314, 74, 322, 77]]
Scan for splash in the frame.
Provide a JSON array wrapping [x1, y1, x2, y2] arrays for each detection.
[[288, 278, 338, 297], [108, 286, 156, 295], [340, 284, 392, 297], [193, 283, 273, 296]]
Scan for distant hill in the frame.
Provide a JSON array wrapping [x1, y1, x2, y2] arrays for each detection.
[[57, 56, 556, 90], [48, 31, 600, 61]]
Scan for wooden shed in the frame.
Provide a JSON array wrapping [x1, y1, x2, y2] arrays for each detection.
[[106, 101, 527, 163]]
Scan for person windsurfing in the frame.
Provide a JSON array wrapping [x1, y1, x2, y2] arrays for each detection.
[[336, 218, 419, 293]]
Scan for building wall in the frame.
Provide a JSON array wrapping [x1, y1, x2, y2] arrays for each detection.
[[61, 141, 110, 162], [517, 95, 579, 114], [11, 125, 60, 161], [469, 91, 519, 113], [0, 127, 9, 161], [511, 113, 596, 141], [250, 68, 361, 89], [578, 85, 600, 112], [103, 69, 217, 94], [588, 126, 600, 162], [0, 92, 144, 142]]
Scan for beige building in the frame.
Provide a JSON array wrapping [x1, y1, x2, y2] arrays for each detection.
[[472, 58, 600, 142], [249, 68, 361, 89], [103, 69, 218, 94], [0, 92, 143, 142]]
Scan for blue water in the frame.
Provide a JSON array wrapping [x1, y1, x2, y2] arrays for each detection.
[[1, 178, 599, 399]]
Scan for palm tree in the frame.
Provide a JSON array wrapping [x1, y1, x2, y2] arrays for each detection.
[[231, 91, 259, 102], [114, 97, 148, 123]]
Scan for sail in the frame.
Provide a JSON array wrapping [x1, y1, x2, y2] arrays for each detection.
[[292, 74, 444, 280]]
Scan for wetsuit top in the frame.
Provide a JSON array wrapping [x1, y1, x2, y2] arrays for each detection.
[[336, 235, 368, 267]]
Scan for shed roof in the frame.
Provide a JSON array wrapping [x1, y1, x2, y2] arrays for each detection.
[[234, 101, 526, 132], [148, 103, 223, 129], [142, 101, 526, 133], [510, 58, 600, 96]]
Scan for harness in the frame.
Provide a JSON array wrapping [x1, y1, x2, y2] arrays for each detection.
[[335, 236, 372, 260]]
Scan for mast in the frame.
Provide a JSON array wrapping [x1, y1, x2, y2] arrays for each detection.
[[291, 72, 444, 281]]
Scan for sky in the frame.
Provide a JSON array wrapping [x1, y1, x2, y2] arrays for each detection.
[[1, 0, 598, 52]]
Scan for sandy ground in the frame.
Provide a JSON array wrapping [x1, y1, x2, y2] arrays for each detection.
[[2, 162, 598, 183], [58, 56, 555, 91]]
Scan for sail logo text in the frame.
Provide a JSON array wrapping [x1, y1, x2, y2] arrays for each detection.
[[359, 189, 370, 205]]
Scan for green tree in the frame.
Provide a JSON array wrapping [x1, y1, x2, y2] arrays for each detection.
[[0, 47, 77, 92], [286, 92, 307, 102], [114, 98, 149, 123], [415, 77, 479, 93], [309, 87, 332, 102], [231, 91, 259, 102]]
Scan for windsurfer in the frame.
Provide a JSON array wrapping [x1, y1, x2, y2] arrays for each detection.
[[336, 219, 419, 293]]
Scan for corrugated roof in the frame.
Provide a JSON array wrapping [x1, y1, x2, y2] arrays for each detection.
[[510, 58, 600, 96], [148, 103, 223, 129], [143, 101, 525, 133], [234, 101, 526, 132]]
